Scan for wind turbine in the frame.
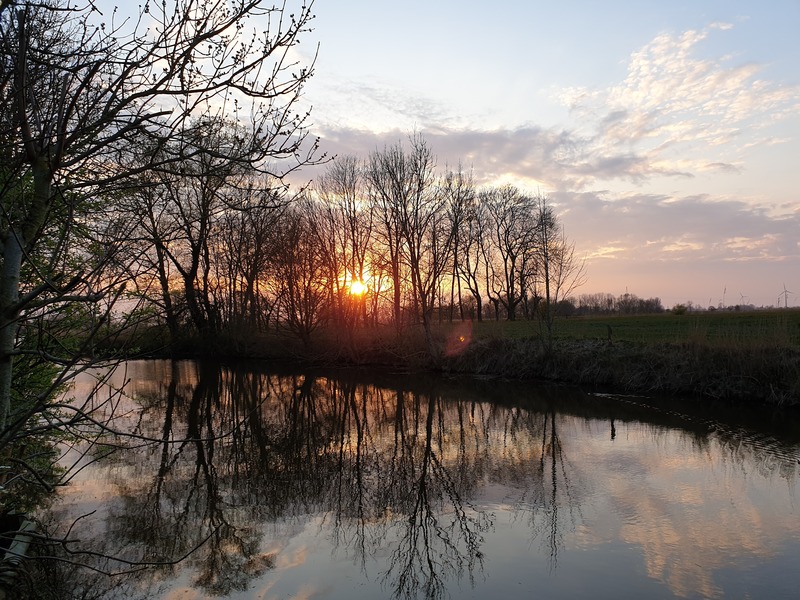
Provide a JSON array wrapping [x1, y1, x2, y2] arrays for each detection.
[[779, 283, 793, 308]]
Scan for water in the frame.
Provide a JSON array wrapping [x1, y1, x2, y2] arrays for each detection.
[[42, 360, 800, 599]]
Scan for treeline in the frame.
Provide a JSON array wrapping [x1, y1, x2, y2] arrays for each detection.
[[572, 292, 665, 315], [122, 133, 587, 355]]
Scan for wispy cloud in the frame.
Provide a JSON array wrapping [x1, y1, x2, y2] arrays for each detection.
[[308, 78, 468, 134], [310, 22, 799, 190], [556, 23, 800, 185]]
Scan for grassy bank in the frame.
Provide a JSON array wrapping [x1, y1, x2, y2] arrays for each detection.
[[451, 312, 800, 405], [132, 310, 800, 407], [439, 336, 800, 405]]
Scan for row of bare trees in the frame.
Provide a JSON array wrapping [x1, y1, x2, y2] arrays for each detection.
[[575, 292, 664, 315], [122, 132, 586, 356], [302, 135, 586, 353]]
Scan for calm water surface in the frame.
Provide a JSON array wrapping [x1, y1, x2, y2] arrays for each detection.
[[45, 360, 800, 599]]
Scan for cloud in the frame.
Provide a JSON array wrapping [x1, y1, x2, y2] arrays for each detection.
[[701, 161, 742, 174], [307, 22, 800, 192], [558, 24, 800, 185], [307, 77, 468, 134], [310, 125, 578, 188], [558, 190, 800, 264], [709, 21, 735, 31]]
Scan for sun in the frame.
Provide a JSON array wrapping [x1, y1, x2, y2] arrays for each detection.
[[349, 280, 367, 295]]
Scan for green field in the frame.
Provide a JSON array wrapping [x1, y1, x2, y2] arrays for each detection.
[[457, 309, 800, 347]]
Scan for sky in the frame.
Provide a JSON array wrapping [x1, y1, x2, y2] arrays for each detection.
[[293, 0, 800, 309]]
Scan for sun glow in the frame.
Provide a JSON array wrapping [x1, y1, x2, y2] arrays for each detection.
[[349, 280, 367, 295]]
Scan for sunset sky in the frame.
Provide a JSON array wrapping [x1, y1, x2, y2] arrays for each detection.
[[297, 1, 800, 308]]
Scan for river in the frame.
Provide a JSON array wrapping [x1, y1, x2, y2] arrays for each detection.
[[40, 359, 800, 599]]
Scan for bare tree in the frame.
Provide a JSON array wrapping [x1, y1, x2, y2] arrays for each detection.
[[457, 198, 488, 322], [312, 155, 373, 330], [367, 135, 453, 357], [535, 194, 586, 348], [133, 118, 282, 338], [442, 165, 475, 321], [400, 137, 452, 356], [366, 142, 409, 333], [215, 181, 286, 332], [273, 205, 330, 350], [480, 185, 538, 321]]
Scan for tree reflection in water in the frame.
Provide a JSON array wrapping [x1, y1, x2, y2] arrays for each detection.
[[285, 375, 493, 599], [380, 393, 491, 599], [90, 361, 277, 596], [529, 410, 581, 569], [488, 399, 585, 572], [34, 360, 800, 600], [40, 363, 513, 597]]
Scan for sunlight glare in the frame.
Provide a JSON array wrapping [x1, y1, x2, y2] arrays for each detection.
[[349, 280, 367, 295]]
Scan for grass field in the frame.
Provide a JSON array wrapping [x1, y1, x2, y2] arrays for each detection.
[[449, 309, 800, 348], [421, 309, 800, 405]]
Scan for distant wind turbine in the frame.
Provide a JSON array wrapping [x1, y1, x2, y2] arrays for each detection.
[[779, 283, 793, 308]]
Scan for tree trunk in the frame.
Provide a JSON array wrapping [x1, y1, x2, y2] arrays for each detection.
[[0, 162, 51, 430], [391, 256, 402, 333], [0, 230, 22, 431], [154, 241, 179, 340]]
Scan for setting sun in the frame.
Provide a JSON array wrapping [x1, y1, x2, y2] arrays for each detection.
[[349, 280, 367, 295]]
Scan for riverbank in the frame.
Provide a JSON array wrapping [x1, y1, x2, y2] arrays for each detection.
[[441, 337, 800, 406], [142, 319, 800, 407]]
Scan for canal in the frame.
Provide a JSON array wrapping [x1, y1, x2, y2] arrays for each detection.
[[39, 359, 800, 599]]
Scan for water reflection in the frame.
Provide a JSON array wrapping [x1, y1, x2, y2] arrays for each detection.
[[40, 360, 800, 599]]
